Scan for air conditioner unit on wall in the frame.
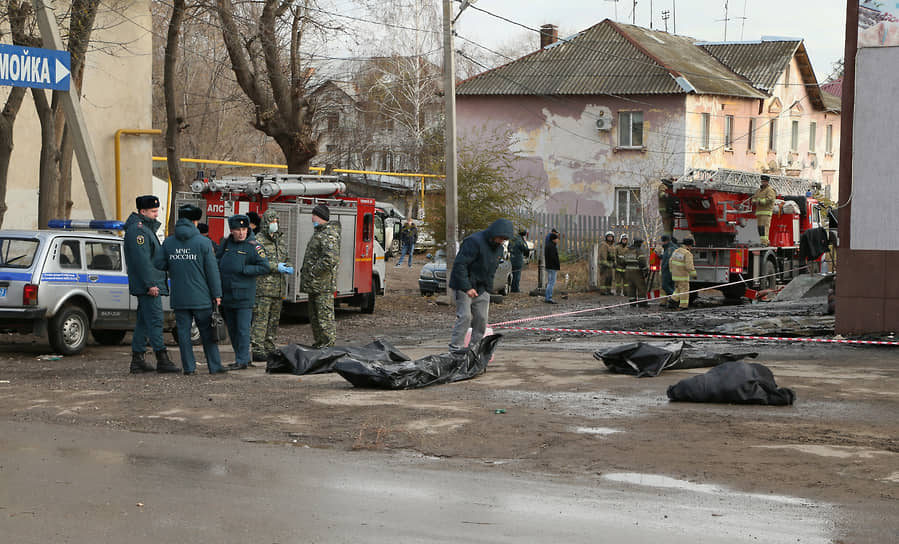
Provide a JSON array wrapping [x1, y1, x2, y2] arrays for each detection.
[[596, 117, 612, 131]]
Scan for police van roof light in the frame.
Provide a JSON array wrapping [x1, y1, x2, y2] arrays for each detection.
[[48, 219, 126, 230]]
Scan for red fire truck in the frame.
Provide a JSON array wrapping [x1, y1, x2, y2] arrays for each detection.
[[175, 173, 386, 314], [659, 168, 829, 300]]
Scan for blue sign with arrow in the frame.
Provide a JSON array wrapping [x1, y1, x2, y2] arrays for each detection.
[[0, 43, 70, 91]]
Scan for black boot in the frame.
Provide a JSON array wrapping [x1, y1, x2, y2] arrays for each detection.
[[129, 351, 155, 374], [155, 350, 180, 373]]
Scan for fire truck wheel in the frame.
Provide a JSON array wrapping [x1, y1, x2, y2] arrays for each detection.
[[361, 279, 378, 314], [759, 259, 777, 291]]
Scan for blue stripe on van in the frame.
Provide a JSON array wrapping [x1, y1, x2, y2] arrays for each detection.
[[0, 272, 33, 282], [41, 273, 129, 285]]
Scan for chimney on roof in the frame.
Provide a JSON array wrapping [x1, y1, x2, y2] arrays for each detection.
[[540, 24, 559, 48]]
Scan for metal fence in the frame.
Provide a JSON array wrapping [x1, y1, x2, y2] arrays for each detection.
[[523, 212, 644, 260]]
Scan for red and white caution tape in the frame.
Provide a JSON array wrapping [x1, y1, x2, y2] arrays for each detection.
[[490, 325, 899, 346], [491, 264, 814, 327]]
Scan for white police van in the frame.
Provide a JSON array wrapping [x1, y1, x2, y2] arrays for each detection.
[[0, 220, 177, 355]]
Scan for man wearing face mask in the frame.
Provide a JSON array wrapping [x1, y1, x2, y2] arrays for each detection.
[[251, 209, 294, 362], [448, 218, 514, 353], [299, 204, 342, 348], [217, 214, 270, 369]]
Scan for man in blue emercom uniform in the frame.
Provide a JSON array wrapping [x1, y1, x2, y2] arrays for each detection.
[[123, 195, 178, 374], [218, 214, 270, 369], [154, 204, 227, 375]]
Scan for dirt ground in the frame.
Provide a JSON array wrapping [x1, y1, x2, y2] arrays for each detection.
[[0, 260, 896, 542]]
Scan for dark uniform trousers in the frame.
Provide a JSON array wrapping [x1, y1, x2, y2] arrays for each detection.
[[132, 295, 165, 352], [308, 293, 336, 348], [251, 297, 283, 357], [223, 307, 253, 365], [174, 308, 223, 373]]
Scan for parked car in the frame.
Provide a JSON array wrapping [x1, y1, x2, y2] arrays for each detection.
[[0, 221, 189, 355], [418, 246, 513, 296]]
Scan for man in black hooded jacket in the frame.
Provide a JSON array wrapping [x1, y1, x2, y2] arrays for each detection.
[[448, 218, 514, 352]]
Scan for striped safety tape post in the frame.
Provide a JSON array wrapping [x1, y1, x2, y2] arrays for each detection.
[[490, 326, 899, 346]]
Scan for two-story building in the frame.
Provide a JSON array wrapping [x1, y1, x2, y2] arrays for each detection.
[[456, 20, 840, 226]]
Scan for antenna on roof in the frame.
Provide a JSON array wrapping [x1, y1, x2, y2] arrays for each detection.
[[661, 9, 670, 32], [740, 0, 749, 40]]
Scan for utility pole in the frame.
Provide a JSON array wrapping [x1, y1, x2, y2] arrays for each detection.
[[632, 0, 637, 24], [673, 0, 677, 33], [650, 0, 653, 29], [442, 0, 462, 295]]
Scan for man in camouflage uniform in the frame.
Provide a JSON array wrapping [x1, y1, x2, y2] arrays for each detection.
[[300, 204, 341, 348], [251, 209, 294, 362]]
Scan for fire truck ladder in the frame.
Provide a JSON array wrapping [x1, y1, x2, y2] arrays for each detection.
[[673, 168, 818, 197], [190, 174, 346, 197]]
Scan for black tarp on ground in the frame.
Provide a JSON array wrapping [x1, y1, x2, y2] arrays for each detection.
[[266, 339, 410, 375], [334, 334, 502, 390], [666, 361, 796, 405], [593, 342, 758, 377]]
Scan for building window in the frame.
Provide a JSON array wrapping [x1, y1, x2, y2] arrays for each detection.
[[791, 120, 799, 152], [809, 122, 817, 153], [618, 111, 643, 147], [327, 114, 339, 131], [724, 115, 734, 149], [768, 118, 777, 151], [701, 113, 710, 149], [615, 187, 642, 226], [748, 118, 757, 151], [326, 144, 336, 152], [826, 124, 833, 154]]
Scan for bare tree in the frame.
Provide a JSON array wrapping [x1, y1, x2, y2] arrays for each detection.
[[163, 0, 188, 231], [0, 0, 30, 227], [215, 0, 326, 173]]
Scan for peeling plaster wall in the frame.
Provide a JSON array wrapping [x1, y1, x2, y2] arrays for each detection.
[[684, 55, 841, 199], [2, 2, 153, 227], [457, 95, 686, 217]]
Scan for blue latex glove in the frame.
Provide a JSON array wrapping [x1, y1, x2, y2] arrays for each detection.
[[277, 263, 294, 275]]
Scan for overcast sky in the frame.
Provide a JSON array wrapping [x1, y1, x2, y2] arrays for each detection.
[[453, 0, 847, 81]]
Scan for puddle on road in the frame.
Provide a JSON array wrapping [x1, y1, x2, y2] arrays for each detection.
[[754, 444, 897, 460], [403, 418, 471, 434], [488, 390, 662, 419], [572, 427, 621, 435], [603, 472, 810, 505], [882, 472, 899, 483]]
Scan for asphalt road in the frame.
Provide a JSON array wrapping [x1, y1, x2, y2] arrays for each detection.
[[1, 421, 831, 544]]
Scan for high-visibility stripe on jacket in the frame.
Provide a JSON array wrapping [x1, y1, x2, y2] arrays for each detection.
[[668, 246, 696, 282]]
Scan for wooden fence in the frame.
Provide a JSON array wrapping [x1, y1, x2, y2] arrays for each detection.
[[523, 212, 645, 259]]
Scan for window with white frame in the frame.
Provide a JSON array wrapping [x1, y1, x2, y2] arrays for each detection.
[[809, 122, 817, 152], [791, 120, 799, 152], [615, 187, 642, 226], [748, 118, 757, 151], [701, 113, 711, 149], [768, 118, 777, 151], [618, 111, 644, 147], [826, 124, 833, 153], [724, 115, 734, 149]]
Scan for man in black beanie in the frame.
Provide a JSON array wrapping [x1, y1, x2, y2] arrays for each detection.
[[246, 211, 261, 235], [299, 203, 341, 347], [123, 195, 178, 374]]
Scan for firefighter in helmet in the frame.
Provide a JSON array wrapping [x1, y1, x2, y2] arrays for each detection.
[[751, 175, 777, 246], [657, 179, 676, 237], [623, 238, 649, 305], [614, 233, 629, 296], [598, 231, 616, 295], [668, 237, 697, 310]]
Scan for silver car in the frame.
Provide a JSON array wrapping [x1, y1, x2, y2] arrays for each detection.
[[418, 247, 513, 296], [0, 224, 176, 355]]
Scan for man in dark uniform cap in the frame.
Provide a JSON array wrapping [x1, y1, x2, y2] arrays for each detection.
[[123, 195, 178, 374], [154, 204, 227, 375], [217, 214, 270, 369]]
